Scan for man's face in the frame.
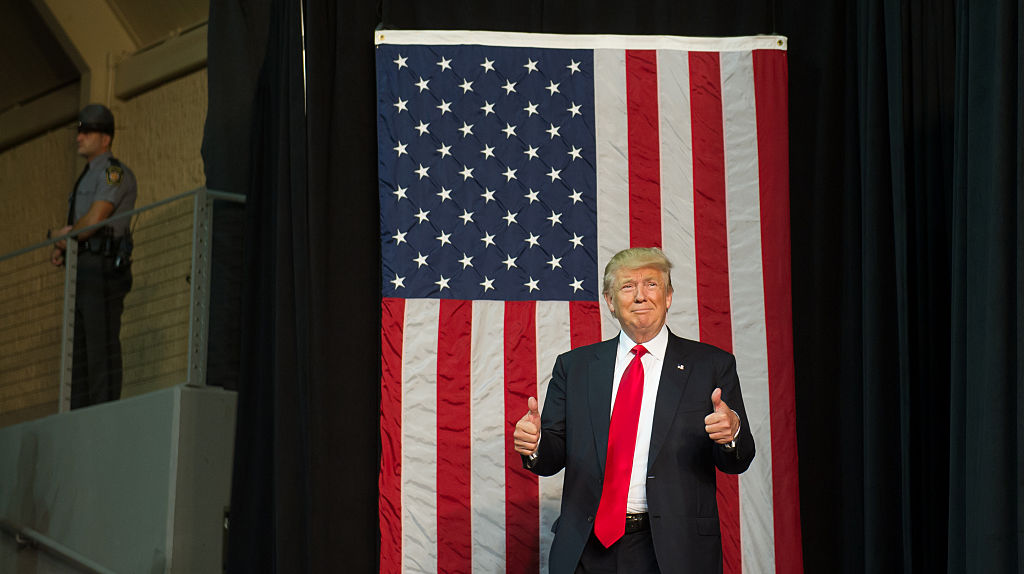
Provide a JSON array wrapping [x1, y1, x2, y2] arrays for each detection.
[[76, 131, 109, 160], [604, 266, 673, 343]]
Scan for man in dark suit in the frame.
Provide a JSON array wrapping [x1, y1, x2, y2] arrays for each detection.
[[513, 247, 754, 574]]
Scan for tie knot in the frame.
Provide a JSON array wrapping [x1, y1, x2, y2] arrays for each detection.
[[632, 344, 648, 358]]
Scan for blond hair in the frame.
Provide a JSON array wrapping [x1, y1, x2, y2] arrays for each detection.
[[601, 247, 674, 295]]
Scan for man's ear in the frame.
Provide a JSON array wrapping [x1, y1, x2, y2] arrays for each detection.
[[603, 292, 616, 317]]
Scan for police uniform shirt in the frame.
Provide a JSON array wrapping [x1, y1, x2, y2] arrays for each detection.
[[69, 151, 137, 238]]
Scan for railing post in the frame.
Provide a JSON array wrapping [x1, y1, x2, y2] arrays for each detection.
[[187, 188, 213, 387], [58, 239, 77, 413]]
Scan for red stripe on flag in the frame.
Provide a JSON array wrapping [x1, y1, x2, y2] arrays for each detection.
[[437, 300, 473, 573], [689, 51, 741, 574], [504, 302, 539, 574], [754, 49, 804, 574], [626, 50, 662, 248], [379, 297, 405, 574], [570, 301, 603, 349]]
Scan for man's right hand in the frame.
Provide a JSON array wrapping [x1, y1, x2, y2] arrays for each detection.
[[513, 396, 541, 456], [50, 247, 65, 267]]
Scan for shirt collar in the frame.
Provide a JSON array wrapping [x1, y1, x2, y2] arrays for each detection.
[[616, 324, 669, 363], [88, 151, 112, 170]]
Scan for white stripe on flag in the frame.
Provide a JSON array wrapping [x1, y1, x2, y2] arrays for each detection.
[[535, 301, 570, 574], [594, 48, 630, 341], [720, 51, 776, 574], [657, 48, 700, 340], [472, 301, 507, 572], [402, 299, 441, 572]]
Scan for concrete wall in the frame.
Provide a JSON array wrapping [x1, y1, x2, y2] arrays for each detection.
[[111, 69, 209, 400], [0, 69, 208, 426], [110, 69, 208, 207], [0, 385, 236, 574], [0, 125, 70, 424]]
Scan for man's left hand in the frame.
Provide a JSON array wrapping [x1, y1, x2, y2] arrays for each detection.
[[704, 388, 739, 444], [50, 247, 64, 267]]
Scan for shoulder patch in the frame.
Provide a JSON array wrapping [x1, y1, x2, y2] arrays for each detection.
[[105, 165, 124, 185]]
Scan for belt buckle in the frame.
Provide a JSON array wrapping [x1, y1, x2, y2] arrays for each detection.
[[624, 513, 648, 534]]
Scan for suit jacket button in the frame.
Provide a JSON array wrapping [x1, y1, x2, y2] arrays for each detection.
[[587, 515, 594, 522]]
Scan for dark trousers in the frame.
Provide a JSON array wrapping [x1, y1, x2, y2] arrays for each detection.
[[576, 529, 661, 574], [71, 252, 132, 409]]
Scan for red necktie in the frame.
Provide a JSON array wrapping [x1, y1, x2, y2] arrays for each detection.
[[594, 344, 648, 547]]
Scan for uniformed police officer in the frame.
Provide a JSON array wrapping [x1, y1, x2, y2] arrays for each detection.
[[50, 104, 137, 408]]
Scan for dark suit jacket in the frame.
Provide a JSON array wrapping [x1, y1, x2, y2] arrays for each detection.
[[525, 331, 755, 574]]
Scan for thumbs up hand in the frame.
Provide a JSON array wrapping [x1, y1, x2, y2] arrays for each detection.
[[704, 388, 740, 444], [513, 397, 542, 456]]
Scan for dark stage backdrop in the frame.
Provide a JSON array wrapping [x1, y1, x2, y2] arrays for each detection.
[[202, 0, 1023, 572]]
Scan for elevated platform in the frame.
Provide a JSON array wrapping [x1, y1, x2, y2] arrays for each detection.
[[0, 385, 236, 573]]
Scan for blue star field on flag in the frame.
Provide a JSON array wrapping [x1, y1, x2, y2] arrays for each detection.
[[377, 44, 599, 301]]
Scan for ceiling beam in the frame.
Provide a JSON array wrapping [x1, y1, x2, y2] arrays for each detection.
[[31, 0, 138, 107], [115, 24, 207, 100], [0, 83, 79, 151]]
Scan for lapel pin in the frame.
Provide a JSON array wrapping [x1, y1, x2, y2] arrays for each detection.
[[677, 364, 685, 371]]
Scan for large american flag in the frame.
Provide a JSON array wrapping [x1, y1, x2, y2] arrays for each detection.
[[375, 30, 800, 574]]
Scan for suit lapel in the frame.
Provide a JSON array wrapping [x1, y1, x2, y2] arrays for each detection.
[[647, 334, 693, 470], [587, 339, 617, 472]]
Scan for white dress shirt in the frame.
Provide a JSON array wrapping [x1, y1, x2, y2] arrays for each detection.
[[609, 325, 670, 513]]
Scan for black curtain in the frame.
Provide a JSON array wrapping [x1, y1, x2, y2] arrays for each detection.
[[203, 0, 1022, 572], [947, 0, 1023, 571], [786, 0, 957, 570], [202, 0, 271, 391], [204, 0, 383, 571], [302, 0, 382, 569]]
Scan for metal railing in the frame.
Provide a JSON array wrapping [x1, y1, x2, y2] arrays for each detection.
[[0, 187, 244, 426], [0, 518, 117, 574]]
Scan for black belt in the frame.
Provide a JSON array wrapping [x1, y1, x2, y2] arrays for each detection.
[[79, 236, 122, 255], [624, 513, 650, 534]]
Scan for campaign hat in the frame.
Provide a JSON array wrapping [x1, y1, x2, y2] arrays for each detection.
[[77, 104, 115, 135]]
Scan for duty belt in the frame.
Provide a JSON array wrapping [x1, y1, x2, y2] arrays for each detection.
[[79, 236, 123, 255]]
